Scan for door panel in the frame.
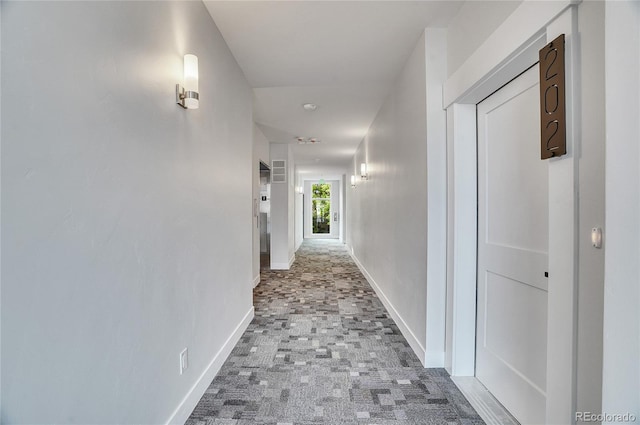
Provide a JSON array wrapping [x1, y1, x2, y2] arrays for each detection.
[[485, 86, 549, 253], [484, 271, 548, 390], [312, 199, 331, 234], [477, 64, 548, 425]]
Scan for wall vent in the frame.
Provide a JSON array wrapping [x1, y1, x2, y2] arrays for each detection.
[[271, 160, 286, 183]]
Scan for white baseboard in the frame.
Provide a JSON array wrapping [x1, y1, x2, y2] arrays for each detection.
[[349, 252, 427, 366], [346, 244, 354, 256], [166, 306, 254, 425], [288, 254, 295, 268], [252, 275, 260, 288]]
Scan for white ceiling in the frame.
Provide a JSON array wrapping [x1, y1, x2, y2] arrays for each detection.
[[204, 1, 464, 173]]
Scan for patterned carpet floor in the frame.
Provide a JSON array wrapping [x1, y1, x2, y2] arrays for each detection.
[[186, 240, 485, 425]]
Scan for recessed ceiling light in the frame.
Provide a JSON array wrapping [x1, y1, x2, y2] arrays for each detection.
[[302, 103, 318, 111]]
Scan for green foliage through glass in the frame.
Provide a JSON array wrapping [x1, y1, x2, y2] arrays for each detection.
[[312, 183, 331, 199], [312, 184, 331, 234]]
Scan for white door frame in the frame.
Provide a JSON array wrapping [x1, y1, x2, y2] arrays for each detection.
[[444, 1, 580, 423]]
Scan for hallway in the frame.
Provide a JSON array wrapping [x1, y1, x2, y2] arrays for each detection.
[[186, 240, 484, 425], [2, 1, 639, 423]]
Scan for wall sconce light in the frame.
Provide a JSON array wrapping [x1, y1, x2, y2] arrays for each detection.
[[360, 163, 368, 180], [297, 186, 304, 194], [350, 175, 356, 188], [176, 54, 199, 109]]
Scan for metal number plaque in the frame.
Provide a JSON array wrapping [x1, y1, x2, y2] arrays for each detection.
[[539, 34, 567, 159]]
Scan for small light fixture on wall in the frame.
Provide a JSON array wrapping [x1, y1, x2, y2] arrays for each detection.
[[176, 54, 199, 109], [350, 175, 356, 188], [360, 163, 368, 180], [297, 186, 304, 194]]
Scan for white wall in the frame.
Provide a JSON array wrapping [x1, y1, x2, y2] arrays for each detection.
[[602, 1, 640, 422], [1, 2, 254, 423], [347, 31, 448, 365], [424, 29, 447, 367], [294, 171, 304, 251], [576, 0, 606, 417], [446, 0, 522, 77], [340, 175, 346, 243], [253, 125, 270, 284], [269, 143, 295, 269], [287, 149, 295, 259], [0, 1, 3, 416]]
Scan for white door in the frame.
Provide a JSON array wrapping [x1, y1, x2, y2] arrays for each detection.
[[476, 64, 549, 425]]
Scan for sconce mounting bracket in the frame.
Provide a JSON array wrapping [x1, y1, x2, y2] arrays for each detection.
[[176, 84, 199, 109]]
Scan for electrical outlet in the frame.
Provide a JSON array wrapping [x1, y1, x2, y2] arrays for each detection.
[[180, 348, 189, 375]]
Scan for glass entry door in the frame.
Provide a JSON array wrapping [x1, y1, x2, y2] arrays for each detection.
[[311, 183, 331, 234]]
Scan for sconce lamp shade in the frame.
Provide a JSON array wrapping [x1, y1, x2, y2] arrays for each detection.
[[360, 163, 368, 180], [350, 175, 356, 187], [177, 54, 199, 109], [183, 54, 199, 109]]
